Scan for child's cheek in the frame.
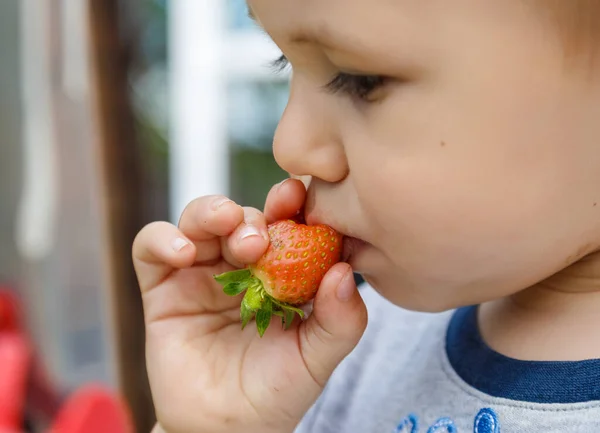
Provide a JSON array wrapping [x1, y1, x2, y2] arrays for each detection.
[[354, 143, 585, 308]]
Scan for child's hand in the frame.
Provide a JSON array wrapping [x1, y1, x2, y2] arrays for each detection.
[[133, 179, 367, 433]]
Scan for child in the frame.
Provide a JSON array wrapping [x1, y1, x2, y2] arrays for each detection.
[[132, 1, 600, 431]]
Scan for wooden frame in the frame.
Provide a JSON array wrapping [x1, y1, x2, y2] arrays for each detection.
[[88, 1, 156, 431]]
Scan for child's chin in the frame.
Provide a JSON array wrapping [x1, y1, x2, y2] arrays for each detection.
[[365, 275, 461, 313]]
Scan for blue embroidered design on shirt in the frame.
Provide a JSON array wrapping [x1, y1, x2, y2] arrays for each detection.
[[394, 408, 500, 433], [395, 413, 418, 433], [426, 417, 457, 433], [474, 408, 500, 433]]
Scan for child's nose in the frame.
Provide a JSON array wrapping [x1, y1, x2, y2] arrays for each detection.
[[272, 92, 348, 183]]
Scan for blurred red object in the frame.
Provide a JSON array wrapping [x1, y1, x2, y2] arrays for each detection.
[[0, 333, 31, 430], [0, 289, 21, 332], [0, 287, 134, 433], [0, 289, 32, 431], [48, 385, 134, 433]]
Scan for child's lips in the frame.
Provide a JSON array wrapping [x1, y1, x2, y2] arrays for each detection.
[[342, 236, 368, 264], [304, 212, 367, 263]]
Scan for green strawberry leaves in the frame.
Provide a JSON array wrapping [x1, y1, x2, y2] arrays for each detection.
[[214, 267, 307, 337], [255, 296, 273, 337], [216, 269, 254, 297], [240, 297, 254, 329], [223, 281, 249, 296], [283, 308, 296, 330], [214, 268, 252, 285], [270, 298, 304, 329]]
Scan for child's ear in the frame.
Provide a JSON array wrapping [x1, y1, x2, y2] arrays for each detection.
[[473, 408, 500, 433]]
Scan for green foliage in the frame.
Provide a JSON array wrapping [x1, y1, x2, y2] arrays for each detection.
[[229, 147, 288, 209]]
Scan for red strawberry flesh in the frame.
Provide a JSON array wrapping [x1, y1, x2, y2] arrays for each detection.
[[251, 221, 342, 305]]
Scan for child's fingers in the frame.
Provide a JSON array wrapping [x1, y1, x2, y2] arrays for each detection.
[[222, 207, 270, 268], [178, 195, 245, 241], [264, 178, 307, 223], [132, 221, 197, 293], [298, 263, 368, 387]]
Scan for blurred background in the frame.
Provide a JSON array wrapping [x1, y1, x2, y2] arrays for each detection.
[[0, 0, 290, 431]]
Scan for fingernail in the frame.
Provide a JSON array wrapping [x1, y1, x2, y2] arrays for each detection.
[[239, 225, 262, 240], [275, 178, 292, 191], [336, 271, 355, 302], [211, 196, 234, 210], [260, 227, 270, 241], [171, 237, 191, 252]]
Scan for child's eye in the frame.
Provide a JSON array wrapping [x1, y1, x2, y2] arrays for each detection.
[[323, 73, 388, 103], [269, 54, 388, 103]]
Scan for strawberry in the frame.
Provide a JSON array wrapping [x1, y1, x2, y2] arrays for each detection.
[[213, 219, 343, 337]]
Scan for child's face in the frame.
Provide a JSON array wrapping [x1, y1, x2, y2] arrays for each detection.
[[250, 0, 600, 311]]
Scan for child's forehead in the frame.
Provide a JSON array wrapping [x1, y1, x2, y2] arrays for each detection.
[[248, 0, 411, 47], [248, 0, 428, 68], [247, 0, 532, 40], [247, 1, 537, 57], [249, 0, 599, 74], [246, 0, 424, 31]]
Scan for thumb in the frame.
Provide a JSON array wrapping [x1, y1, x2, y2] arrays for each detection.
[[298, 263, 368, 386]]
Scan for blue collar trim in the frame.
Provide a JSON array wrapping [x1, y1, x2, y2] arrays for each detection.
[[446, 305, 600, 403]]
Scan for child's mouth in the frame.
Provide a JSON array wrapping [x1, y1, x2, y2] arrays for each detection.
[[342, 236, 368, 264], [303, 210, 367, 264]]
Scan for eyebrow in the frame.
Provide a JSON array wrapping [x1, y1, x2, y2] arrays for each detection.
[[245, 3, 341, 48]]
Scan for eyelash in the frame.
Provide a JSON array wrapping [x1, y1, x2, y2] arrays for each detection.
[[269, 54, 387, 102], [269, 54, 290, 73]]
